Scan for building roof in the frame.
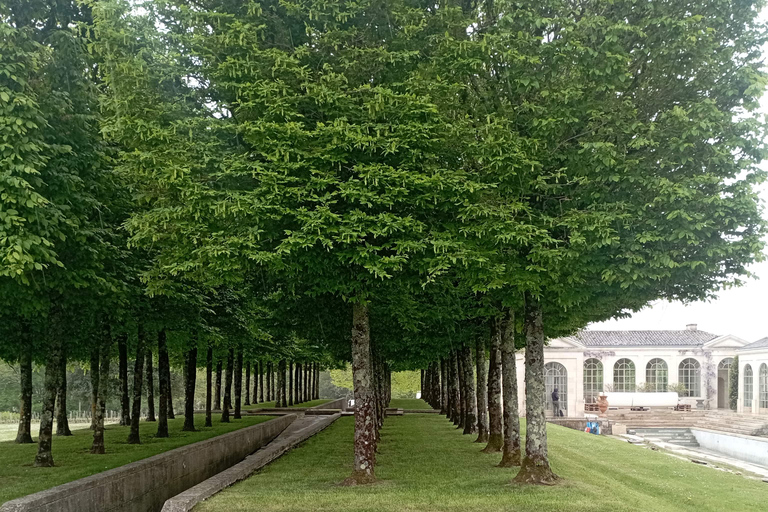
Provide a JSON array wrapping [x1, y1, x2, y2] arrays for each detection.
[[740, 337, 768, 351], [570, 330, 720, 347]]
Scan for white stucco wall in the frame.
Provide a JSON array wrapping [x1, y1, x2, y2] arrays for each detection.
[[691, 428, 768, 466]]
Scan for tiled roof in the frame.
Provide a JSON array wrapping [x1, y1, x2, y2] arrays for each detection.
[[740, 337, 768, 350], [568, 330, 719, 347]]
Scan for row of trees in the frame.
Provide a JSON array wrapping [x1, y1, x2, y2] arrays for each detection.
[[2, 0, 766, 486]]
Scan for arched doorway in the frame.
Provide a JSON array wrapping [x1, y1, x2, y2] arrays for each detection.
[[717, 358, 734, 409], [545, 362, 567, 417]]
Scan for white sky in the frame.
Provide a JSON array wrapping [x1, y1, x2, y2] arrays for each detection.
[[590, 13, 768, 342]]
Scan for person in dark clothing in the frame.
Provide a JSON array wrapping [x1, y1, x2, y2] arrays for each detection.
[[551, 388, 561, 416]]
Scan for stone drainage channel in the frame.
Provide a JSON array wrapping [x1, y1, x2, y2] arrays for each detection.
[[622, 427, 768, 480], [0, 402, 344, 512], [163, 412, 341, 511]]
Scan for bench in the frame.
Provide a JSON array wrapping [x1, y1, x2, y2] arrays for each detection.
[[674, 404, 691, 412], [584, 404, 599, 412], [630, 406, 649, 412]]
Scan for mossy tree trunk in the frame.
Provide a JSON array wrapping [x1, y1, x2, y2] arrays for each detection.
[[118, 333, 130, 426], [462, 345, 477, 435], [288, 362, 294, 406], [156, 329, 170, 438], [182, 344, 198, 431], [245, 361, 251, 406], [259, 361, 264, 403], [91, 325, 112, 453], [55, 347, 72, 436], [35, 326, 62, 466], [145, 348, 156, 421], [214, 359, 222, 410], [343, 302, 376, 485], [205, 345, 213, 427], [90, 344, 100, 430], [234, 349, 243, 418], [483, 320, 503, 453], [16, 343, 34, 443], [440, 358, 448, 415], [127, 323, 146, 444], [498, 309, 521, 467], [474, 336, 489, 443], [222, 348, 233, 422], [514, 295, 558, 485]]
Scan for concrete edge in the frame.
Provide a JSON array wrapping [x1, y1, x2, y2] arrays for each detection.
[[161, 413, 342, 512], [0, 414, 295, 512]]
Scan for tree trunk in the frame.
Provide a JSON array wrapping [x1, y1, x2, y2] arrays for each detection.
[[295, 363, 301, 404], [483, 320, 503, 453], [182, 343, 198, 431], [288, 362, 294, 406], [127, 323, 146, 444], [266, 362, 271, 402], [461, 345, 477, 435], [167, 369, 175, 420], [90, 344, 100, 430], [234, 349, 243, 419], [514, 295, 558, 485], [475, 336, 489, 443], [343, 302, 376, 485], [314, 363, 320, 399], [118, 333, 130, 426], [156, 329, 170, 438], [252, 363, 259, 404], [304, 363, 310, 403], [499, 309, 521, 467], [278, 359, 287, 407], [222, 348, 233, 422], [214, 359, 222, 410], [146, 348, 156, 421], [55, 347, 72, 436], [245, 361, 251, 406], [450, 351, 461, 425], [456, 353, 466, 429], [439, 358, 448, 416], [35, 311, 63, 467], [16, 343, 34, 443], [259, 361, 264, 403], [205, 346, 213, 427], [91, 324, 112, 454]]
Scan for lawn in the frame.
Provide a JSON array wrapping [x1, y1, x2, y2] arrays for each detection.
[[244, 399, 331, 410], [197, 414, 768, 512], [0, 414, 274, 505], [389, 398, 434, 410]]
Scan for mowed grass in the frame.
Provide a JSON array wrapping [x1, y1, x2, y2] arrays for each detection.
[[0, 414, 273, 505], [244, 399, 330, 410], [389, 398, 434, 410], [198, 414, 768, 512]]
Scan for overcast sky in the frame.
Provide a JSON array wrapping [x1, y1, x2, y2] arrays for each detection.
[[590, 19, 768, 342]]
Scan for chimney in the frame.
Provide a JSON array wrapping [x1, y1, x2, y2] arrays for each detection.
[[686, 324, 697, 331]]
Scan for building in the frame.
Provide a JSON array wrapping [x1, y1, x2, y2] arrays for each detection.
[[736, 337, 768, 415], [521, 324, 749, 418]]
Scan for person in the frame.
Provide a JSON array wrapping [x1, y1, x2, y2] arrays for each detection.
[[551, 388, 561, 416]]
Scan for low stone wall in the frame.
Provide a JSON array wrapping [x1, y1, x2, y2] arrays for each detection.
[[316, 398, 347, 411], [547, 418, 612, 435], [0, 415, 295, 512]]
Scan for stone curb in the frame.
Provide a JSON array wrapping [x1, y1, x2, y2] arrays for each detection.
[[161, 413, 342, 512]]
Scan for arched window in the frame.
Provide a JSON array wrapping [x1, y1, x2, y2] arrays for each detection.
[[744, 365, 753, 408], [678, 358, 701, 397], [613, 359, 636, 392], [545, 362, 568, 416], [760, 364, 768, 409], [645, 359, 668, 392], [583, 359, 603, 404], [718, 358, 734, 371]]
